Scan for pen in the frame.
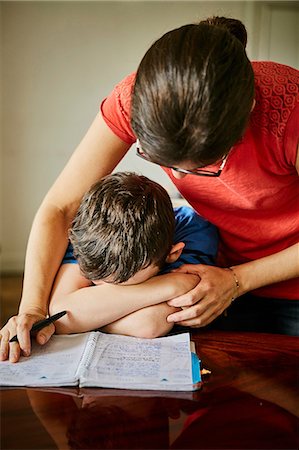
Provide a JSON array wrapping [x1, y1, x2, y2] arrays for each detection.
[[9, 310, 67, 343]]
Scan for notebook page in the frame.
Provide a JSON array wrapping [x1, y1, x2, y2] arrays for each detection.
[[80, 332, 194, 391], [0, 333, 90, 387]]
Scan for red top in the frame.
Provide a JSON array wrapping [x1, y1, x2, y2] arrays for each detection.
[[101, 62, 299, 299]]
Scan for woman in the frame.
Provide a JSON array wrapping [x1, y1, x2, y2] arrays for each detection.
[[1, 16, 298, 362]]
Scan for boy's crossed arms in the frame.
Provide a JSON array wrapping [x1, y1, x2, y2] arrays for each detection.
[[49, 172, 218, 338]]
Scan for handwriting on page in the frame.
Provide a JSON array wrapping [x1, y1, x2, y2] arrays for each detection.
[[0, 334, 88, 386], [85, 333, 192, 387]]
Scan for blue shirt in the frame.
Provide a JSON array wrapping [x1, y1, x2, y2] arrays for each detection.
[[62, 206, 218, 272]]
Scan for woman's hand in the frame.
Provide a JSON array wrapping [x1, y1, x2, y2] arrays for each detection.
[[166, 264, 239, 327], [0, 310, 55, 363]]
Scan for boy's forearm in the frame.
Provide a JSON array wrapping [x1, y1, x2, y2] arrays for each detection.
[[50, 273, 198, 334], [101, 303, 179, 339]]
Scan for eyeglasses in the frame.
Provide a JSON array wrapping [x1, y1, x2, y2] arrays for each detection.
[[136, 140, 228, 177]]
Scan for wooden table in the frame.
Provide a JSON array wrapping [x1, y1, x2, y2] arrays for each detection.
[[1, 330, 298, 449]]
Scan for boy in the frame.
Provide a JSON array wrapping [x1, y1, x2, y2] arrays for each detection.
[[49, 172, 218, 337]]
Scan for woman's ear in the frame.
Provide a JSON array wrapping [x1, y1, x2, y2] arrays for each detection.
[[165, 242, 185, 264]]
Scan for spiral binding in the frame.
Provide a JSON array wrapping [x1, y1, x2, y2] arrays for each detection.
[[79, 332, 98, 371]]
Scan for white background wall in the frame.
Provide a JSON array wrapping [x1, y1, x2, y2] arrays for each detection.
[[1, 1, 298, 271]]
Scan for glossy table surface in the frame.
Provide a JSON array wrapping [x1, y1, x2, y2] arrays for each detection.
[[1, 330, 299, 449]]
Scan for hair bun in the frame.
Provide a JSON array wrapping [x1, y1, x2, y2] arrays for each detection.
[[200, 16, 247, 48]]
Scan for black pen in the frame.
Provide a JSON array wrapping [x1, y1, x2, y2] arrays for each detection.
[[9, 311, 67, 343]]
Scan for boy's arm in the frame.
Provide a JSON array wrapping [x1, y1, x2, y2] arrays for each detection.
[[101, 302, 180, 338], [49, 264, 198, 334]]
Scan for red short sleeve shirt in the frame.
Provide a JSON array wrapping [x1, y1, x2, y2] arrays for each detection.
[[101, 72, 136, 145], [101, 62, 299, 299]]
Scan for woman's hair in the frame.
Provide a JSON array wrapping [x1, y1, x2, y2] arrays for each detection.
[[131, 16, 254, 166], [69, 172, 175, 283]]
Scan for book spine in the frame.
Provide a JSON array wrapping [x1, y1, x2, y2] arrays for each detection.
[[76, 332, 98, 376]]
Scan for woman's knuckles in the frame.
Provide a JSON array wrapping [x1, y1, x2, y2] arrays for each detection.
[[180, 295, 196, 306], [9, 316, 18, 326]]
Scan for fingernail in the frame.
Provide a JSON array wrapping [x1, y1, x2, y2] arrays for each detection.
[[0, 351, 7, 360], [10, 354, 18, 363], [23, 349, 30, 357]]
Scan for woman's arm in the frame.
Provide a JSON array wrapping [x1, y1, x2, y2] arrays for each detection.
[[0, 114, 130, 362], [167, 242, 299, 327], [167, 144, 299, 328], [49, 264, 198, 334]]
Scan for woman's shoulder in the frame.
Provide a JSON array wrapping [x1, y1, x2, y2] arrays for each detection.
[[252, 61, 298, 101], [250, 61, 299, 141], [252, 60, 298, 78], [113, 72, 136, 111], [101, 72, 136, 145], [251, 61, 298, 104]]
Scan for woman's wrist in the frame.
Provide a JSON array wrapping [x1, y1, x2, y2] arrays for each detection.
[[225, 267, 240, 301], [225, 263, 253, 299], [19, 303, 48, 317], [227, 244, 299, 297]]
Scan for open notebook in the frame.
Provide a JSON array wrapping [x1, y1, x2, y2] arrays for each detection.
[[0, 332, 201, 391]]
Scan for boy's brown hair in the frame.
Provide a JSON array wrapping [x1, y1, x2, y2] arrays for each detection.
[[69, 172, 175, 283]]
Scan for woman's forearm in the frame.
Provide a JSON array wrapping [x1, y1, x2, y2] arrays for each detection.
[[234, 243, 299, 295], [19, 205, 71, 315], [165, 242, 299, 328], [50, 273, 199, 333]]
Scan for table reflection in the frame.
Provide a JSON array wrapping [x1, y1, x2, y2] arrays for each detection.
[[24, 384, 298, 449], [1, 330, 299, 449]]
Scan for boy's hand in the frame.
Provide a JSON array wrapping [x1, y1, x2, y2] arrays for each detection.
[[0, 311, 55, 363]]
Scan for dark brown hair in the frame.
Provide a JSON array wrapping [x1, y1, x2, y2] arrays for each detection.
[[131, 16, 254, 166], [69, 172, 175, 283]]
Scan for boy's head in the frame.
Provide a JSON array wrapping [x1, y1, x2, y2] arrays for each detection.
[[69, 172, 183, 284]]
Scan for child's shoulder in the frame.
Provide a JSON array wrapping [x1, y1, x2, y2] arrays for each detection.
[[173, 206, 218, 243], [174, 205, 209, 225]]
